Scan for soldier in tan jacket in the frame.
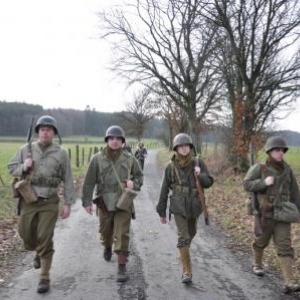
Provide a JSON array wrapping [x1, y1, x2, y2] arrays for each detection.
[[8, 115, 75, 293], [243, 136, 300, 294], [82, 125, 143, 282]]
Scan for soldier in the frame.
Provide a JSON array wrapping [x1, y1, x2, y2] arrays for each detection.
[[243, 136, 300, 294], [134, 142, 147, 170], [7, 115, 75, 293], [156, 133, 214, 284], [82, 125, 143, 282]]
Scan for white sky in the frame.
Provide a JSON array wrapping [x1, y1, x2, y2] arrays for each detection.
[[0, 0, 131, 113], [0, 0, 299, 132]]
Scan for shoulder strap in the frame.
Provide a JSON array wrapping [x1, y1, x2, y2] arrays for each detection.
[[171, 161, 182, 185]]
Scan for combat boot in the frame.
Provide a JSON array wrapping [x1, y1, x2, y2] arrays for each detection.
[[278, 256, 300, 294], [37, 256, 52, 293], [33, 254, 41, 269], [103, 246, 112, 261], [116, 251, 128, 282], [179, 247, 192, 284], [37, 279, 50, 293], [252, 248, 264, 277]]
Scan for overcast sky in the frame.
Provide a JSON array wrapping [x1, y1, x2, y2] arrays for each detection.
[[0, 0, 299, 132]]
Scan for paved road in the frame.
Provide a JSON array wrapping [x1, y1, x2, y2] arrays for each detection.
[[0, 150, 298, 299]]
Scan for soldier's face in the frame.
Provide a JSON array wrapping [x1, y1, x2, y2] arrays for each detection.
[[177, 144, 191, 156], [269, 148, 285, 162], [38, 126, 55, 145], [107, 136, 123, 150]]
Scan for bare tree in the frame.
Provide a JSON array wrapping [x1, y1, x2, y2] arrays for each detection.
[[100, 0, 224, 150], [117, 88, 157, 140], [205, 0, 300, 168]]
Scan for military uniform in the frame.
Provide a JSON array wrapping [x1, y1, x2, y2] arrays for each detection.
[[7, 116, 74, 293], [243, 136, 300, 293], [82, 125, 143, 282], [157, 133, 214, 283], [134, 143, 147, 170]]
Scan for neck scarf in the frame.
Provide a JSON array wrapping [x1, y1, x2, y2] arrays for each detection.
[[174, 152, 194, 168]]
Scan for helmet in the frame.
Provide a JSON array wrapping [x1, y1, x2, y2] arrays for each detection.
[[264, 136, 289, 153], [35, 115, 58, 134], [104, 125, 125, 142], [173, 133, 194, 150]]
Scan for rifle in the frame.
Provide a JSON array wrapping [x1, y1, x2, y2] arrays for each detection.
[[194, 151, 209, 226], [251, 192, 263, 237], [248, 143, 263, 237], [16, 116, 34, 215]]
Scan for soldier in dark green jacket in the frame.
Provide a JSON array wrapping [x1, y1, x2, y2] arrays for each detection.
[[243, 136, 300, 294], [157, 133, 214, 284], [82, 125, 143, 282], [8, 115, 75, 294]]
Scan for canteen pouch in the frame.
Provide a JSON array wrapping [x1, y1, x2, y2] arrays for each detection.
[[116, 188, 137, 212], [273, 202, 300, 223], [14, 179, 38, 204]]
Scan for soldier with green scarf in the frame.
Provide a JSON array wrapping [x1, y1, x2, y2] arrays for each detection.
[[157, 133, 214, 284], [81, 125, 143, 282], [243, 136, 300, 294]]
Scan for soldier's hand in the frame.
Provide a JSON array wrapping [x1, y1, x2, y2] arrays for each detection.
[[61, 205, 71, 219], [194, 166, 201, 175], [265, 176, 274, 186], [126, 180, 134, 190], [160, 217, 167, 224], [23, 157, 33, 172], [85, 205, 93, 215]]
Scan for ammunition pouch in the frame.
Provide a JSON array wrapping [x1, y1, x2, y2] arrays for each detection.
[[116, 188, 137, 212], [31, 176, 61, 187], [14, 178, 38, 204], [173, 185, 197, 194], [92, 195, 108, 214], [273, 202, 300, 223]]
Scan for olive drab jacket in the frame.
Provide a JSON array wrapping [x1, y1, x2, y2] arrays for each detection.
[[243, 161, 300, 217], [81, 147, 143, 211], [7, 141, 75, 205], [157, 154, 214, 219]]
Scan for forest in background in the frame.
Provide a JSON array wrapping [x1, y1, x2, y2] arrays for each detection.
[[1, 101, 300, 146]]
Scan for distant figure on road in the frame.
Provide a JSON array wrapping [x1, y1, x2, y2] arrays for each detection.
[[134, 142, 147, 170], [7, 115, 75, 294], [156, 133, 214, 284], [243, 136, 300, 294], [81, 125, 143, 282], [122, 141, 132, 153]]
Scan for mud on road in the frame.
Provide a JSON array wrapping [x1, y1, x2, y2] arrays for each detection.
[[0, 150, 299, 300]]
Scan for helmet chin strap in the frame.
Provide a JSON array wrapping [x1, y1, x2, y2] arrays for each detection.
[[57, 132, 62, 144]]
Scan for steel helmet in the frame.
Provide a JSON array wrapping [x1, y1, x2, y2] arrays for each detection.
[[264, 136, 289, 153], [104, 125, 125, 143], [173, 133, 194, 150], [35, 115, 58, 134]]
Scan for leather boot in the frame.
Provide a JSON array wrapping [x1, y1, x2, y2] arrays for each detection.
[[252, 248, 264, 277], [179, 247, 192, 283], [278, 256, 300, 294], [103, 246, 112, 261], [37, 256, 52, 293], [116, 252, 128, 282], [33, 254, 41, 269]]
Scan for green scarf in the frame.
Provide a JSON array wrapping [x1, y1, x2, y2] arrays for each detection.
[[266, 157, 285, 172], [174, 152, 194, 168]]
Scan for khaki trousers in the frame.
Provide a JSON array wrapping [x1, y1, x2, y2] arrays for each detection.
[[18, 197, 59, 258], [174, 214, 198, 248], [99, 209, 132, 253], [252, 218, 294, 257]]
